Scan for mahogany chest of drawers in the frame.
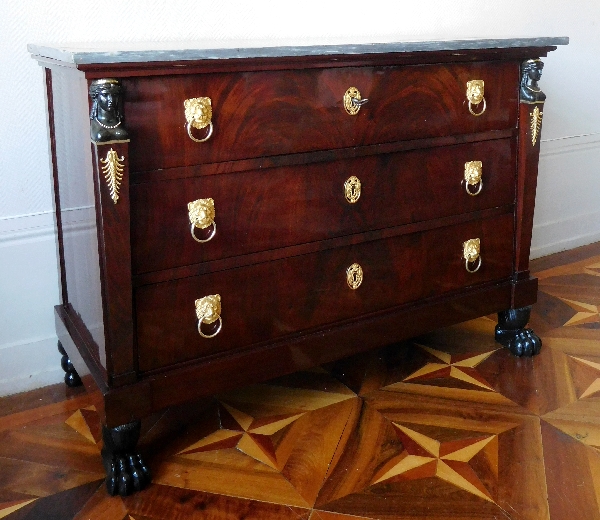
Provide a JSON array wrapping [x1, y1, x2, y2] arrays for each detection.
[[30, 37, 566, 495]]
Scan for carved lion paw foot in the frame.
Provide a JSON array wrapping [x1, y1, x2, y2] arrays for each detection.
[[505, 328, 542, 357], [103, 452, 151, 496], [496, 307, 542, 357]]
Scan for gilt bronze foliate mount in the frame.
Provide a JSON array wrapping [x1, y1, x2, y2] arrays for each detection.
[[101, 149, 125, 204]]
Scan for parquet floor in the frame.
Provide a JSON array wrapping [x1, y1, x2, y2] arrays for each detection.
[[2, 243, 600, 519]]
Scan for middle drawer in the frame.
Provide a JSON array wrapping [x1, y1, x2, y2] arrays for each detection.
[[131, 138, 515, 274]]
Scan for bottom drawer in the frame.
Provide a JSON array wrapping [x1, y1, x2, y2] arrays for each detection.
[[136, 213, 514, 372]]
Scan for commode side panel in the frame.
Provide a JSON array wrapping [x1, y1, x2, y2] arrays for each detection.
[[50, 66, 106, 369]]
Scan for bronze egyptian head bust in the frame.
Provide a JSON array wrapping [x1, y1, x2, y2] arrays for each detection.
[[89, 79, 129, 142], [520, 59, 546, 103]]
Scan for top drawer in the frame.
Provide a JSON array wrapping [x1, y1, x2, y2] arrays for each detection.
[[123, 61, 518, 171]]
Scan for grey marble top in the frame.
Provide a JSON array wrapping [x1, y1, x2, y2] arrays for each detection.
[[28, 37, 568, 65]]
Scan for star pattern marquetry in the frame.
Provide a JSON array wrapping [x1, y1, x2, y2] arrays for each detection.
[[0, 499, 37, 519], [65, 405, 101, 445], [6, 246, 600, 519], [402, 345, 498, 391], [584, 261, 600, 277], [372, 423, 497, 503], [178, 401, 306, 470], [559, 298, 600, 327], [543, 416, 600, 456], [569, 356, 600, 399]]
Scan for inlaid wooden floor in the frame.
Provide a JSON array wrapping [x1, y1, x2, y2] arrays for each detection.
[[2, 243, 600, 519]]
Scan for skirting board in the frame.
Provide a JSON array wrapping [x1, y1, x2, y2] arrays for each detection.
[[0, 336, 64, 396], [0, 212, 63, 396], [531, 209, 600, 259], [532, 133, 600, 258], [0, 133, 598, 395]]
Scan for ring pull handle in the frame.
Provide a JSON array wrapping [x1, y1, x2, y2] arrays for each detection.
[[463, 238, 482, 273], [466, 80, 486, 117], [184, 97, 214, 142], [188, 198, 216, 243], [464, 161, 483, 196], [343, 87, 368, 115], [195, 294, 222, 338]]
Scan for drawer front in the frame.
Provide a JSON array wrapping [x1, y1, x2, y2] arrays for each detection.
[[124, 62, 518, 171], [136, 213, 514, 372], [131, 139, 515, 274]]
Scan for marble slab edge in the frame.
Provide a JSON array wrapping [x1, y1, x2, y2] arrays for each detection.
[[28, 37, 569, 65]]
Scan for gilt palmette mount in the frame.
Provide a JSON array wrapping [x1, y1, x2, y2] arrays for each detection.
[[530, 106, 543, 147], [100, 148, 125, 204]]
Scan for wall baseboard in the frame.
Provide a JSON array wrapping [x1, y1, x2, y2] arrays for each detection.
[[0, 212, 62, 397], [531, 210, 600, 259], [539, 132, 600, 157], [532, 134, 600, 259], [0, 211, 55, 246], [0, 336, 64, 396]]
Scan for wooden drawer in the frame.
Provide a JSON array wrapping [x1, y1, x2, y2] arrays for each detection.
[[130, 138, 515, 274], [124, 62, 518, 171], [135, 212, 514, 372]]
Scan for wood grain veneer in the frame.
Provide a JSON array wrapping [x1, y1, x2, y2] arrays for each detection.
[[123, 62, 518, 171], [131, 139, 516, 274]]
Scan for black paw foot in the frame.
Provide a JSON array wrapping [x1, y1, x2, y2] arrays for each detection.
[[101, 421, 151, 496], [57, 341, 82, 387], [504, 328, 542, 357], [103, 452, 151, 496], [495, 306, 542, 357]]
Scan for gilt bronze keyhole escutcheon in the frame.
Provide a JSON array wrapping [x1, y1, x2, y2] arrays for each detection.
[[343, 87, 368, 115], [344, 176, 362, 203], [346, 263, 364, 289]]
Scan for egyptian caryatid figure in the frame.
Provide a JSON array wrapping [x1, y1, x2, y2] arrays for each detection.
[[520, 59, 546, 103], [89, 79, 129, 142]]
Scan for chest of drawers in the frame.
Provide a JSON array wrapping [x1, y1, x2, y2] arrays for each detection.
[[30, 37, 566, 495]]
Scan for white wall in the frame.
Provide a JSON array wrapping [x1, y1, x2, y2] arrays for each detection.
[[1, 0, 598, 395]]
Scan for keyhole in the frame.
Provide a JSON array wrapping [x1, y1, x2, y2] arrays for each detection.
[[346, 263, 363, 289]]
